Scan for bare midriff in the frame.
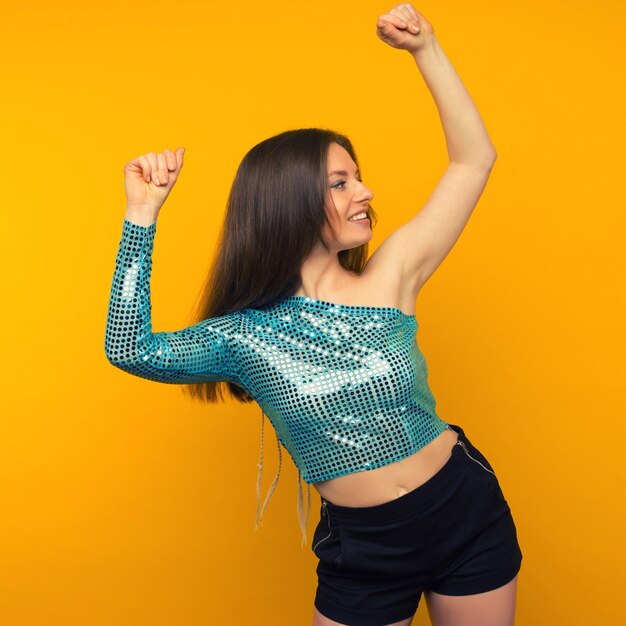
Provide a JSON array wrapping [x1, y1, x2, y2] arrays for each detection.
[[312, 426, 459, 507]]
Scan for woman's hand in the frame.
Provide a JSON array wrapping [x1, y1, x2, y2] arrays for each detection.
[[123, 147, 185, 213], [376, 3, 434, 55]]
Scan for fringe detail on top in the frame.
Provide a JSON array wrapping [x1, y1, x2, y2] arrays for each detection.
[[253, 408, 311, 548], [254, 409, 282, 531], [297, 470, 311, 548]]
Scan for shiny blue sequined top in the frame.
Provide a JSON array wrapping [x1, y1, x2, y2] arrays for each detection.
[[105, 219, 450, 544]]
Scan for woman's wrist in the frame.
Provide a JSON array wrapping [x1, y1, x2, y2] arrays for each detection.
[[408, 32, 438, 62], [124, 205, 159, 226]]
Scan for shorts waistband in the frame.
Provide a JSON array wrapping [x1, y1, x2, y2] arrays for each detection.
[[322, 423, 472, 524]]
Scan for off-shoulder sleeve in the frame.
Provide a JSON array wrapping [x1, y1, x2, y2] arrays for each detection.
[[104, 218, 241, 384]]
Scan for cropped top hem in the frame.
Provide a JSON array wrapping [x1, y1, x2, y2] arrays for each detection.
[[300, 415, 449, 484]]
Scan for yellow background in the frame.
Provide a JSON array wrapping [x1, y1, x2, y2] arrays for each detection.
[[1, 0, 624, 624]]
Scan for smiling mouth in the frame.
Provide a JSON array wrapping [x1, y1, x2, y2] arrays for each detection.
[[348, 211, 369, 222]]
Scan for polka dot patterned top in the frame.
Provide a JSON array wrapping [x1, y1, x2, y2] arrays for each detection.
[[106, 218, 450, 546]]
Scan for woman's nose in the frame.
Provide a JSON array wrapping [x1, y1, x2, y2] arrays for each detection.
[[359, 183, 374, 201]]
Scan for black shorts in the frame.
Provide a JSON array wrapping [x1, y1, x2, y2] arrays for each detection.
[[312, 423, 523, 626]]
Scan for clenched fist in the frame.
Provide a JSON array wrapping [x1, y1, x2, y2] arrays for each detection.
[[376, 3, 434, 54], [123, 147, 185, 214]]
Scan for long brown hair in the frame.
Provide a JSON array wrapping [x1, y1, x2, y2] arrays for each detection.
[[182, 127, 378, 404]]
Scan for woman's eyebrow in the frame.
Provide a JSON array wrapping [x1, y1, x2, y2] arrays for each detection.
[[328, 168, 360, 177]]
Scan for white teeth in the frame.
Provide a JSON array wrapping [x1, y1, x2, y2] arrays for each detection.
[[349, 212, 367, 221]]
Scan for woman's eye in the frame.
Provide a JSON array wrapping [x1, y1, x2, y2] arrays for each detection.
[[332, 178, 363, 190], [331, 176, 363, 189]]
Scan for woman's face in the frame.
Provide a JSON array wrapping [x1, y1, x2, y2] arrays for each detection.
[[321, 142, 374, 252]]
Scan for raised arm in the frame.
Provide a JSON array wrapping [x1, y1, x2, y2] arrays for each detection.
[[368, 5, 497, 296], [104, 147, 240, 385], [104, 217, 240, 384]]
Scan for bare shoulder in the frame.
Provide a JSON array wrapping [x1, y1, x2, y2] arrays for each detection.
[[360, 245, 419, 316]]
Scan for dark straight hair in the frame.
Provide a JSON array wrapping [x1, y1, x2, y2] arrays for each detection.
[[182, 127, 378, 405]]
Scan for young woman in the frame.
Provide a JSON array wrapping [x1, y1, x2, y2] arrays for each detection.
[[105, 4, 522, 625]]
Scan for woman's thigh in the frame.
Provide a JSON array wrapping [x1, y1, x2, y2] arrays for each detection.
[[425, 573, 519, 626]]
